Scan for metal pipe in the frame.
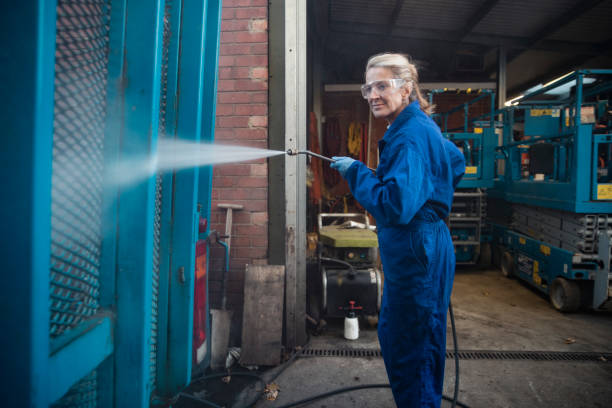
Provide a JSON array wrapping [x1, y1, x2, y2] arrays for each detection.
[[287, 149, 376, 172], [286, 148, 336, 163]]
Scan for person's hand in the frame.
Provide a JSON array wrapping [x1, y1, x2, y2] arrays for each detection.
[[330, 156, 356, 177]]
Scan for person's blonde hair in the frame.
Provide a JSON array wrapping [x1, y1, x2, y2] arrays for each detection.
[[365, 53, 434, 115]]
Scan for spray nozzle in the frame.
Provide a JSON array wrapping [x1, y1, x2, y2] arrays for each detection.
[[286, 149, 336, 163]]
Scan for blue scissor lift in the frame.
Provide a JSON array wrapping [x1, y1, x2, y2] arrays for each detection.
[[431, 90, 497, 265], [1, 1, 223, 406], [487, 70, 612, 312]]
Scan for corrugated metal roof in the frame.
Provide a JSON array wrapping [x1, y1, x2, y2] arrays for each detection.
[[547, 1, 612, 43], [397, 0, 481, 32], [330, 0, 396, 25], [471, 0, 578, 37]]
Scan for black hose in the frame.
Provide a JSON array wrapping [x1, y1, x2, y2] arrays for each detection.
[[270, 384, 470, 408], [319, 256, 355, 276], [449, 300, 459, 408]]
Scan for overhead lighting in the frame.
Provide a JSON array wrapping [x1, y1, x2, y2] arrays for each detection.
[[504, 95, 524, 106], [543, 71, 575, 88]]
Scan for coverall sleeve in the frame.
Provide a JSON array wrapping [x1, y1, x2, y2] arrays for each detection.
[[343, 146, 431, 225], [444, 139, 466, 190]]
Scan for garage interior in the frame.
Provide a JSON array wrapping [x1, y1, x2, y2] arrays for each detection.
[[264, 1, 612, 407], [4, 0, 612, 407]]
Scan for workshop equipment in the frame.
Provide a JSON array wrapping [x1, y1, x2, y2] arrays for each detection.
[[487, 70, 612, 311], [307, 214, 382, 323], [287, 149, 376, 171], [430, 90, 497, 265], [210, 204, 243, 369]]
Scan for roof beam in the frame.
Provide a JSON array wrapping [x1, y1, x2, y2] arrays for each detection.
[[507, 0, 605, 65], [455, 0, 500, 41], [387, 0, 406, 30], [506, 54, 601, 98], [330, 21, 607, 55]]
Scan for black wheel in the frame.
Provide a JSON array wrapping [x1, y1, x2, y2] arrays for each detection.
[[550, 278, 581, 312], [478, 242, 492, 267], [500, 250, 514, 278]]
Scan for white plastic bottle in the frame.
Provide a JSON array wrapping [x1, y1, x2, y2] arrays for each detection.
[[344, 311, 359, 340]]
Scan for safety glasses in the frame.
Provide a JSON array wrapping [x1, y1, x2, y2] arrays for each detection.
[[360, 78, 405, 99]]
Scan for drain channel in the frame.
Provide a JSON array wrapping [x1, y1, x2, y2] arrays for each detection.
[[300, 348, 612, 362]]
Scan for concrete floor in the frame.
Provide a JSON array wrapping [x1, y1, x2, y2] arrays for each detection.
[[242, 268, 612, 408]]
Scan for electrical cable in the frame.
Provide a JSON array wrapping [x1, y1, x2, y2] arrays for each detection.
[[319, 256, 355, 276]]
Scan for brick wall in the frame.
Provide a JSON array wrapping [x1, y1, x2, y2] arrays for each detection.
[[209, 0, 269, 344]]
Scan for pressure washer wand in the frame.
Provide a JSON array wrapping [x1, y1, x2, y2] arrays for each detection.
[[286, 149, 376, 172], [286, 149, 336, 163]]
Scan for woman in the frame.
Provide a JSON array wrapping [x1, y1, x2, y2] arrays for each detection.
[[331, 53, 465, 407]]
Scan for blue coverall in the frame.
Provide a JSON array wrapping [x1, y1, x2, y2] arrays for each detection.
[[342, 101, 465, 407]]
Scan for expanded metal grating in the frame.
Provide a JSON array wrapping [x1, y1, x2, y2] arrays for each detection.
[[300, 348, 612, 362], [51, 0, 112, 405], [149, 0, 173, 392], [51, 370, 97, 408]]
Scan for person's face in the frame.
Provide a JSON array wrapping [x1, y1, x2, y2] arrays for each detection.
[[364, 67, 410, 123]]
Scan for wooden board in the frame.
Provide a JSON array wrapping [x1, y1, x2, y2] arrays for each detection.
[[240, 264, 285, 366], [319, 226, 379, 247]]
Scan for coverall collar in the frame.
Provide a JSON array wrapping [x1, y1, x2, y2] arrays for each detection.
[[386, 100, 420, 138]]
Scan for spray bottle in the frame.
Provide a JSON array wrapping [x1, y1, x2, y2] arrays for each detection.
[[340, 300, 362, 340]]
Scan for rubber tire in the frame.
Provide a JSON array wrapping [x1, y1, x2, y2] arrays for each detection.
[[550, 278, 581, 313], [478, 242, 492, 268], [500, 250, 515, 278], [492, 244, 502, 268]]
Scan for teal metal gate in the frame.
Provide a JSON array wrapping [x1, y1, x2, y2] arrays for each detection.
[[1, 0, 223, 406]]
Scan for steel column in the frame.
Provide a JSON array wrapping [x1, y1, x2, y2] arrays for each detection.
[[0, 1, 56, 406], [284, 0, 308, 349], [114, 0, 165, 404]]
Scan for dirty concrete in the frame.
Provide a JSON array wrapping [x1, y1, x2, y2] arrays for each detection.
[[245, 268, 612, 408]]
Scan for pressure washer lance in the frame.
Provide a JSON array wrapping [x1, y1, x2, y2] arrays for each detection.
[[286, 149, 375, 172]]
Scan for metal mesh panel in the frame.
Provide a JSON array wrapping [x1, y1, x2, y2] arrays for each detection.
[[51, 371, 98, 408], [51, 0, 111, 405], [149, 0, 173, 391]]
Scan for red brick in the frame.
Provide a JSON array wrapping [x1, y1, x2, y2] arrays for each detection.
[[234, 128, 267, 140], [221, 8, 235, 20], [217, 79, 237, 91], [228, 67, 251, 79], [221, 19, 250, 32], [216, 103, 234, 116], [218, 92, 252, 104], [230, 236, 251, 247], [215, 164, 251, 176], [217, 116, 250, 128], [250, 92, 267, 103], [249, 43, 268, 55], [251, 211, 268, 225], [219, 188, 263, 200], [219, 56, 235, 66], [235, 7, 267, 19], [213, 128, 234, 139], [249, 19, 267, 32], [248, 115, 267, 127], [220, 43, 251, 56], [224, 0, 268, 6], [234, 31, 267, 43], [250, 237, 268, 247], [250, 67, 268, 80], [243, 247, 268, 259], [236, 176, 267, 188], [234, 224, 266, 236], [235, 104, 267, 116], [234, 139, 267, 149], [230, 211, 252, 224], [234, 55, 267, 66], [234, 79, 267, 91], [218, 67, 233, 79], [250, 163, 267, 176]]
